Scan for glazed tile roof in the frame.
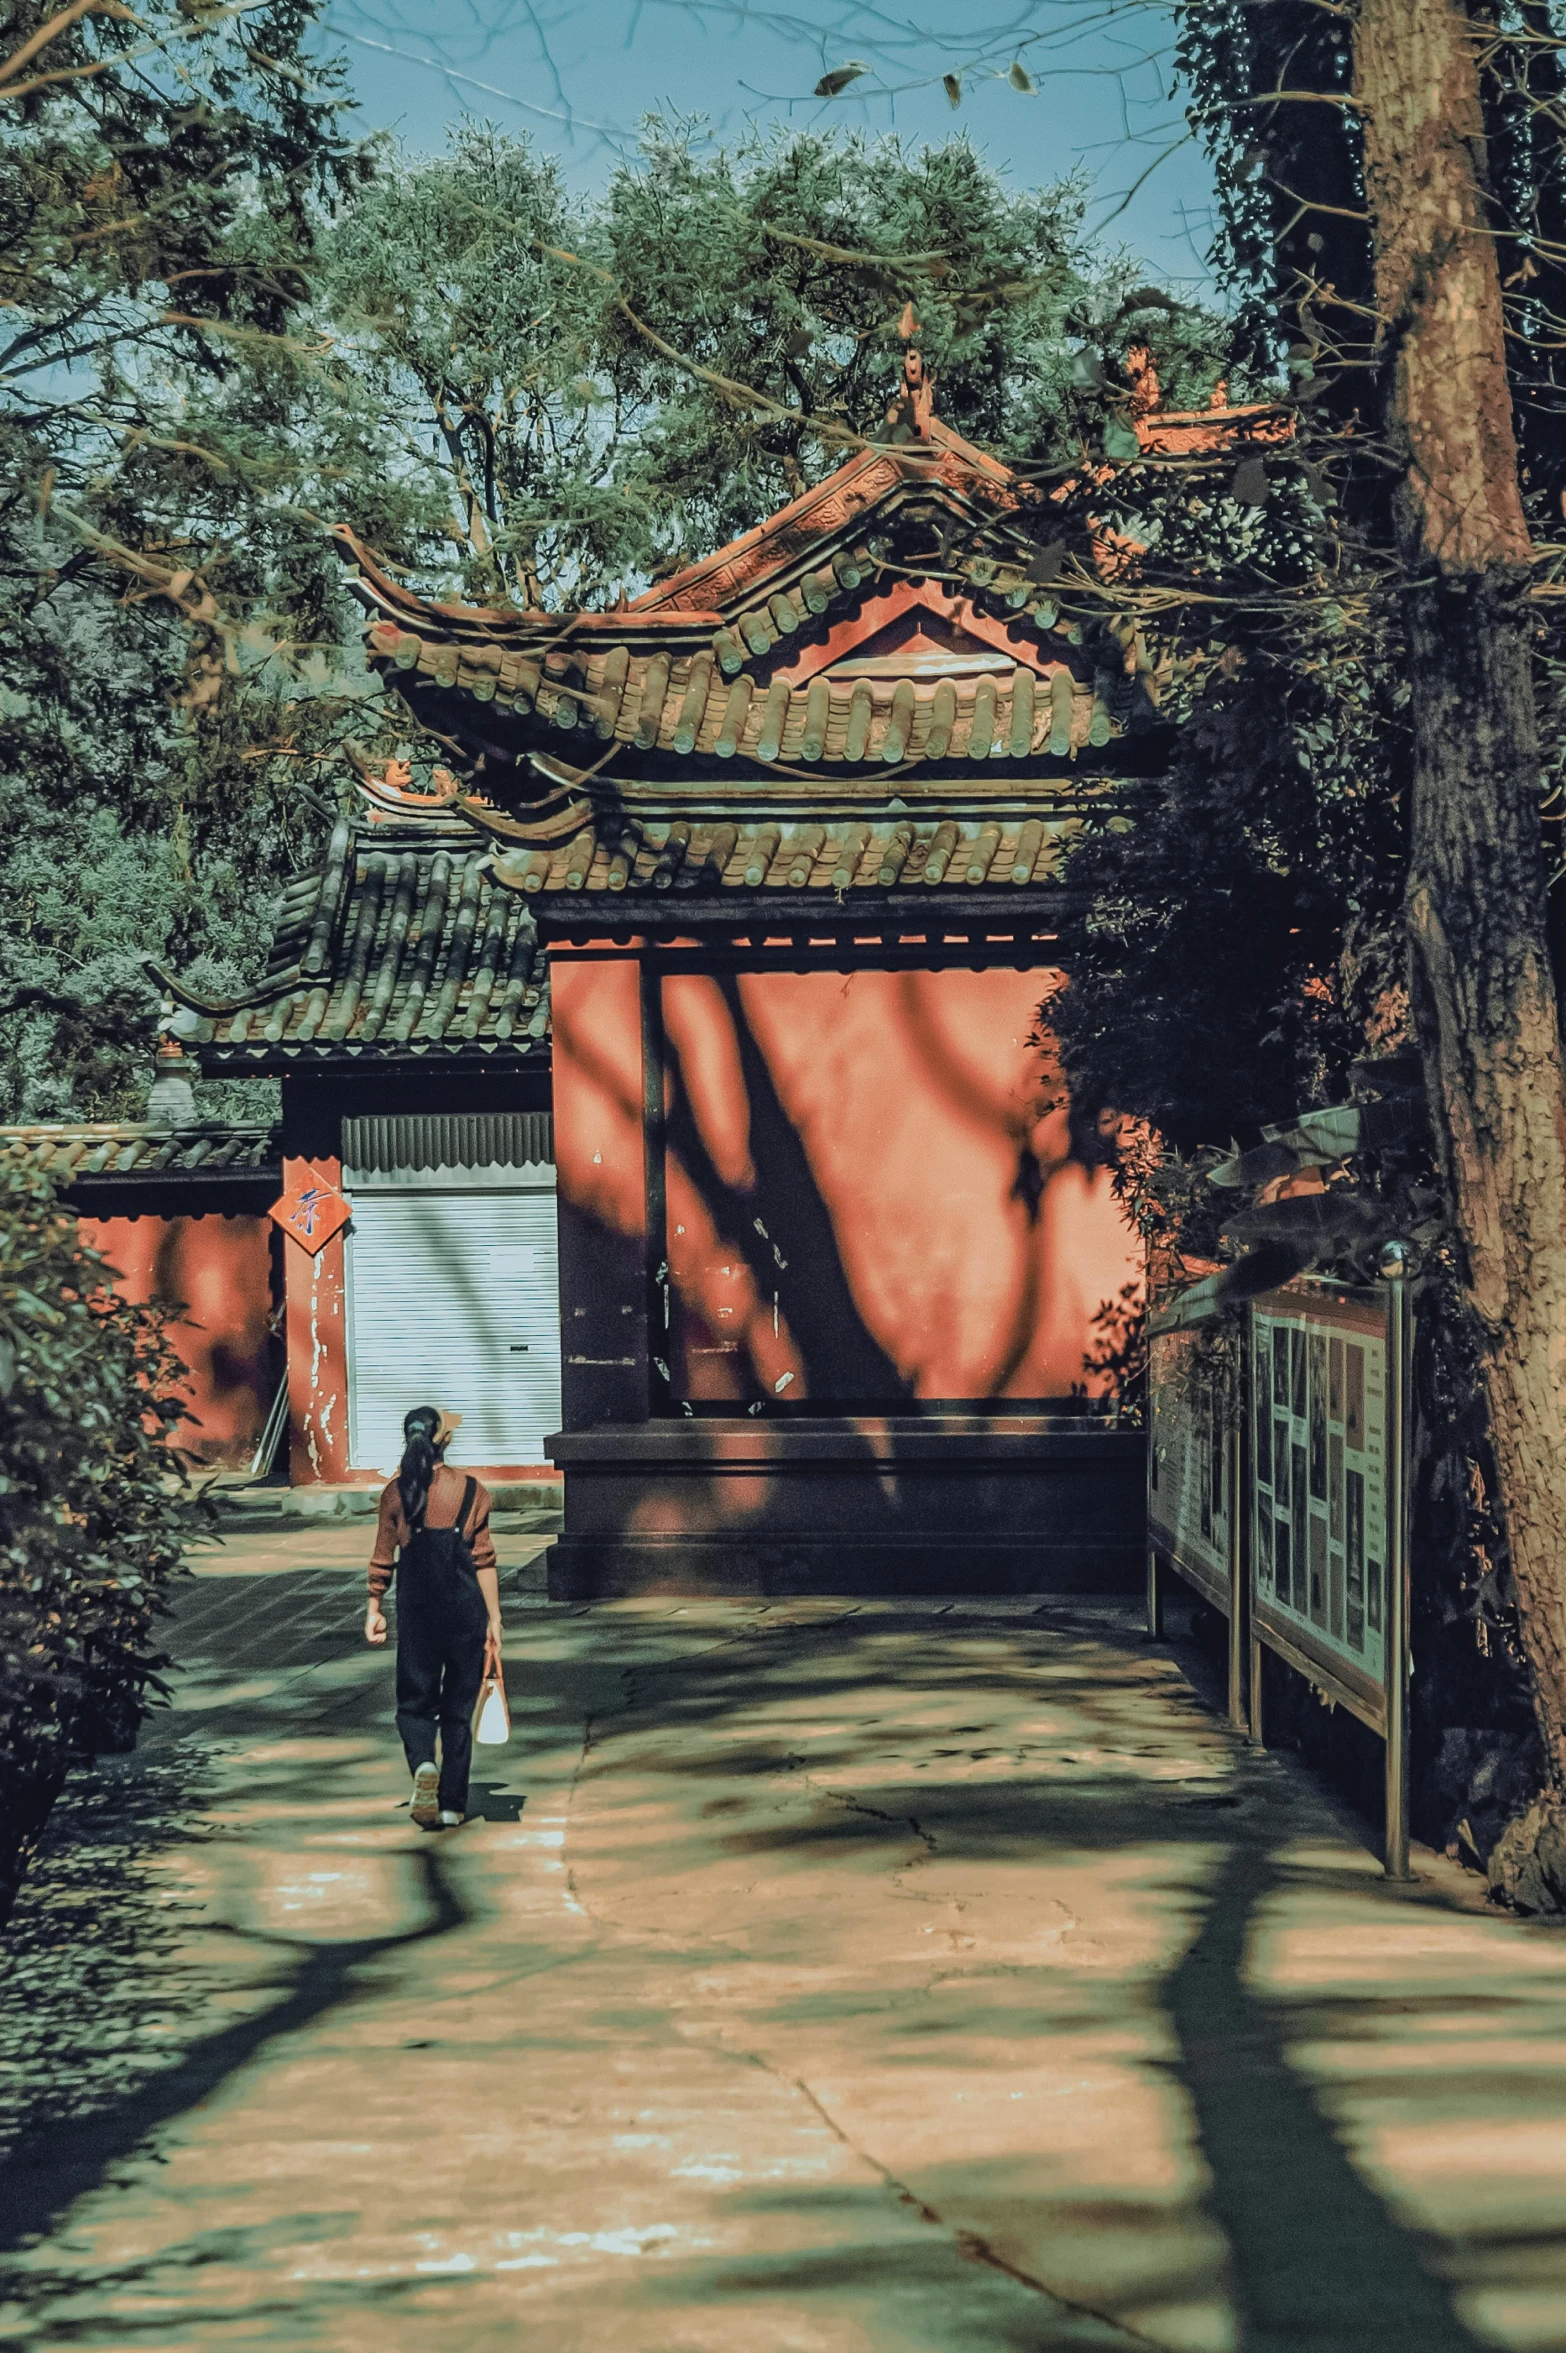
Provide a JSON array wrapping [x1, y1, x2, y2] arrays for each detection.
[[160, 818, 552, 1064], [625, 417, 1015, 616], [362, 629, 1158, 768], [2, 1123, 281, 1184], [340, 401, 1283, 789], [158, 776, 1095, 1060], [342, 420, 1020, 670], [166, 388, 1286, 1066], [340, 425, 1133, 784], [477, 803, 1085, 897]]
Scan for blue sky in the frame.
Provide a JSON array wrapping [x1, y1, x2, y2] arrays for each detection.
[[320, 0, 1220, 292]]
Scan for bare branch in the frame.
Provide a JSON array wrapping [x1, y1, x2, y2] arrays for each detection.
[[761, 223, 950, 269], [0, 0, 130, 93]]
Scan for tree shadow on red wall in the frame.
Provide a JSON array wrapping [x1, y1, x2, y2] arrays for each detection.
[[661, 974, 910, 1409]]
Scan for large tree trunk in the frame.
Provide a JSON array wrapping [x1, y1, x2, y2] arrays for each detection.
[[1356, 0, 1566, 1804]]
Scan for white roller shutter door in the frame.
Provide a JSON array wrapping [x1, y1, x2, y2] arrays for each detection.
[[345, 1189, 561, 1469]]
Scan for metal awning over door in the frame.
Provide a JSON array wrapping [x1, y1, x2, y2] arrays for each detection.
[[343, 1116, 560, 1471]]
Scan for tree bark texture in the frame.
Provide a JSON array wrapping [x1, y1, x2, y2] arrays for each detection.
[[1357, 0, 1566, 1781]]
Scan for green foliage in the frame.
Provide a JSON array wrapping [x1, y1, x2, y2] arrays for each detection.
[[319, 119, 1231, 606], [1, 74, 1232, 1116], [1172, 0, 1566, 506], [1171, 2, 1367, 401], [0, 1163, 193, 1921], [595, 120, 1228, 565], [1058, 1, 1566, 1862], [1051, 618, 1409, 1154], [596, 122, 1098, 562], [1056, 2, 1566, 1185], [0, 0, 387, 1119], [315, 123, 650, 608]]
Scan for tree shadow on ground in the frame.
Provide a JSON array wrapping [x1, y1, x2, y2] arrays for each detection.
[[467, 1778, 528, 1823], [0, 1837, 467, 2266], [1162, 1831, 1489, 2353], [639, 2222, 1125, 2350], [2, 2239, 453, 2342], [552, 1603, 1522, 2347], [0, 1647, 471, 2268], [1, 1590, 1541, 2346], [0, 1749, 208, 2180]]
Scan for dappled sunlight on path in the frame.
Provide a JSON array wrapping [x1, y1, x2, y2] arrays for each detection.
[[2, 1559, 1565, 2349]]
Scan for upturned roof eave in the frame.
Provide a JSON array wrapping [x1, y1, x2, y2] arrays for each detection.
[[337, 532, 727, 642], [336, 399, 1292, 663], [336, 440, 1021, 657]]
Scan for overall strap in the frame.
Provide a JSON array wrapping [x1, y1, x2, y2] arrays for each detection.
[[458, 1474, 477, 1538]]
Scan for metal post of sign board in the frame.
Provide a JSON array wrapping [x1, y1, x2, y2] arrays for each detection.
[[1381, 1242, 1414, 1881], [1243, 1305, 1266, 1747], [1226, 1417, 1246, 1732], [1144, 1377, 1162, 1638]]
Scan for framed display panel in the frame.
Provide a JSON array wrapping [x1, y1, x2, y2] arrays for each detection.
[[1147, 1325, 1245, 1729], [1249, 1282, 1391, 1737], [1148, 1327, 1235, 1617]]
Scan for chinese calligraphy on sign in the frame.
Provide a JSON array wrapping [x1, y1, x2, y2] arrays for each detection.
[[268, 1166, 351, 1257]]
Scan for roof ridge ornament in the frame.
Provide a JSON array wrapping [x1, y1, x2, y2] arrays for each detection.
[[352, 752, 464, 815], [885, 336, 936, 445], [1125, 343, 1161, 421]]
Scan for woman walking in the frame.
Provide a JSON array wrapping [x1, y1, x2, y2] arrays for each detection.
[[365, 1406, 502, 1829]]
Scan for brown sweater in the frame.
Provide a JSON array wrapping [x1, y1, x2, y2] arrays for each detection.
[[368, 1463, 497, 1599]]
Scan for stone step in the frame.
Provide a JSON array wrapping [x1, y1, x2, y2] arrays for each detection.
[[208, 1477, 563, 1532]]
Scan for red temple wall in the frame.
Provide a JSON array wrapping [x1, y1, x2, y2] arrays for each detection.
[[80, 1211, 277, 1467], [549, 951, 1141, 1421], [281, 1153, 352, 1484], [660, 966, 1138, 1407], [549, 956, 647, 1252], [549, 953, 651, 1433]]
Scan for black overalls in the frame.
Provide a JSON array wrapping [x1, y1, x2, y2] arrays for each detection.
[[394, 1476, 488, 1815]]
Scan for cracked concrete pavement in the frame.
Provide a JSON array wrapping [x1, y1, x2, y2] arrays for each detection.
[[3, 1525, 1566, 2350]]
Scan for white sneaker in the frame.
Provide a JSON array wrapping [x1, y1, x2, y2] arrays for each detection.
[[411, 1763, 440, 1826], [437, 1809, 465, 1829]]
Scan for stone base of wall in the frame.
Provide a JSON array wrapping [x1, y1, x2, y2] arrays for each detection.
[[545, 1419, 1145, 1599]]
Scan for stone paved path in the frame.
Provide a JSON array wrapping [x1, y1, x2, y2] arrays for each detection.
[[3, 1533, 1566, 2351]]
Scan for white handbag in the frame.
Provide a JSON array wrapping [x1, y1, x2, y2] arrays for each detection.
[[473, 1667, 510, 1746]]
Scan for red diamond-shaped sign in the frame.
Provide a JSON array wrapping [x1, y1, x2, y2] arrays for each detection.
[[269, 1166, 351, 1257]]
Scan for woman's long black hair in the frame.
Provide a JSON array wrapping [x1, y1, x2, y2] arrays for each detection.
[[398, 1405, 443, 1530]]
